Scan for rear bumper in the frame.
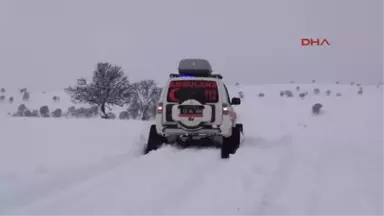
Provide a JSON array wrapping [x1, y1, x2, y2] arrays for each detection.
[[161, 124, 220, 136], [156, 113, 233, 137]]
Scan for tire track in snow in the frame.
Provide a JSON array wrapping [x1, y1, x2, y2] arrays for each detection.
[[9, 146, 224, 215], [161, 135, 291, 215], [252, 135, 297, 215], [1, 148, 140, 214], [155, 135, 247, 214], [130, 147, 226, 215]]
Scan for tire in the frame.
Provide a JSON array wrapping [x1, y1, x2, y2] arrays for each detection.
[[221, 126, 241, 159], [234, 124, 242, 150], [236, 123, 243, 134], [144, 125, 165, 154]]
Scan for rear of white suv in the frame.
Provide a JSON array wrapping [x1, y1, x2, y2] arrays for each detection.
[[156, 77, 234, 138], [144, 58, 243, 159]]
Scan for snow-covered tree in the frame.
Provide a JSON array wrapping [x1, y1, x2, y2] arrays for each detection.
[[126, 80, 162, 120], [65, 62, 131, 118]]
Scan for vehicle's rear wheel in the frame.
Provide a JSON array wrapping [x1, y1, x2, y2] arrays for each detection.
[[144, 125, 165, 154], [236, 123, 243, 134], [221, 126, 241, 159]]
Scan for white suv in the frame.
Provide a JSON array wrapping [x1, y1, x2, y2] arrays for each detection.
[[144, 59, 243, 159]]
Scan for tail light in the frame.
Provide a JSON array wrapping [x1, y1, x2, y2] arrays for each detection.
[[222, 103, 229, 115], [157, 102, 164, 114]]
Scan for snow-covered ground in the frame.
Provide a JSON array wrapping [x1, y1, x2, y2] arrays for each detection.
[[0, 83, 382, 215]]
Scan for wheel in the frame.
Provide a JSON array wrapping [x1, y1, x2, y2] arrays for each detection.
[[236, 123, 243, 134], [144, 125, 165, 154], [234, 124, 243, 150], [221, 126, 241, 159]]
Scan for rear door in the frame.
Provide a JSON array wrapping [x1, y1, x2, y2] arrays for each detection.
[[164, 79, 222, 125]]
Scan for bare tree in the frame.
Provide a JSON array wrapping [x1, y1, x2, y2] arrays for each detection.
[[126, 80, 162, 120], [65, 62, 131, 118]]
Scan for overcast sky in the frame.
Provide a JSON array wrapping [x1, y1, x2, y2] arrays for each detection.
[[0, 0, 382, 91]]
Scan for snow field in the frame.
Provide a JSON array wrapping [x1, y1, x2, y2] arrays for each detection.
[[0, 83, 382, 215]]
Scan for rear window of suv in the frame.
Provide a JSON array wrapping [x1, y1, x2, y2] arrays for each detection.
[[167, 80, 219, 103]]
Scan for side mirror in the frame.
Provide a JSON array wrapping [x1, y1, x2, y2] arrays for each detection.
[[231, 97, 241, 105]]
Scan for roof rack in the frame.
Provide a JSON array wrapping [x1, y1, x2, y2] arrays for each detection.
[[178, 59, 212, 74], [170, 58, 223, 79], [169, 73, 223, 79]]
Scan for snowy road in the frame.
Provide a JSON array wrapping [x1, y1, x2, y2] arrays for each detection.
[[1, 84, 382, 215], [8, 137, 292, 215]]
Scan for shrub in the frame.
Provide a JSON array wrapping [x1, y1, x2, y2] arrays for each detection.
[[75, 107, 87, 117], [66, 106, 76, 116], [299, 92, 306, 98], [52, 108, 62, 118], [24, 109, 33, 117], [52, 96, 60, 102], [17, 104, 28, 116], [358, 88, 363, 95], [296, 86, 300, 91], [0, 88, 5, 93], [39, 105, 50, 117], [313, 88, 320, 95], [0, 95, 5, 101], [336, 93, 342, 97], [284, 90, 293, 97], [258, 93, 265, 97], [280, 91, 285, 97], [119, 111, 129, 120], [31, 110, 39, 117], [312, 103, 323, 115], [65, 106, 99, 118], [106, 112, 116, 119], [22, 91, 30, 101], [9, 97, 14, 103], [326, 90, 331, 96]]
